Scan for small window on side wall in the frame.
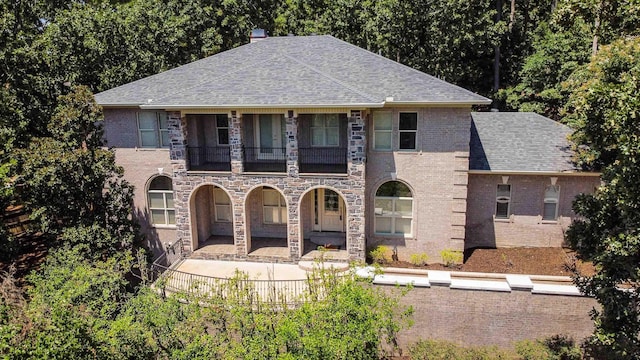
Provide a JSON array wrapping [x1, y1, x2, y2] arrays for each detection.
[[148, 176, 175, 226], [542, 185, 560, 220], [138, 111, 169, 148], [495, 184, 511, 219]]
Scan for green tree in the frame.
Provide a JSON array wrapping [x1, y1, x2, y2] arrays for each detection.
[[564, 38, 640, 359]]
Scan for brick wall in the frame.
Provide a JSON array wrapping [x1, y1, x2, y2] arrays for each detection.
[[466, 174, 600, 248], [366, 107, 471, 262], [389, 285, 597, 349]]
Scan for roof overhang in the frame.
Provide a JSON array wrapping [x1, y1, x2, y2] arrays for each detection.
[[468, 170, 601, 177]]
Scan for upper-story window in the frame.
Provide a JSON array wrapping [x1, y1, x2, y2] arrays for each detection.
[[399, 112, 417, 150], [373, 112, 392, 150], [375, 181, 413, 236], [148, 176, 175, 226], [138, 111, 169, 148], [495, 184, 511, 219], [216, 115, 230, 146], [542, 185, 560, 221], [311, 114, 339, 146]]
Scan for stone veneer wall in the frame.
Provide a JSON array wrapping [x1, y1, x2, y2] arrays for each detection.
[[169, 111, 367, 261]]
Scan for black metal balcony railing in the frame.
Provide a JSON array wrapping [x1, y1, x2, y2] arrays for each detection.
[[243, 147, 287, 172], [187, 146, 231, 171], [299, 147, 347, 174]]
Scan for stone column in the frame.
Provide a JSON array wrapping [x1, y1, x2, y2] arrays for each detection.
[[347, 110, 367, 260], [229, 111, 244, 174], [285, 112, 299, 177], [167, 111, 193, 253], [287, 191, 301, 259]]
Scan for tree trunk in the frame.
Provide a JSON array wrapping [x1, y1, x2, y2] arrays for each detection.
[[493, 0, 502, 93], [592, 1, 603, 56], [509, 0, 515, 31]]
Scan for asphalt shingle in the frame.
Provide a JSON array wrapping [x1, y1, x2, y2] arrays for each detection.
[[95, 35, 490, 107], [470, 112, 577, 172]]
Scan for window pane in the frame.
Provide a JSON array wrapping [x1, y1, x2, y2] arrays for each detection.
[[374, 112, 392, 130], [218, 129, 229, 145], [396, 199, 412, 216], [311, 115, 324, 127], [149, 193, 165, 208], [151, 210, 166, 224], [497, 184, 511, 198], [399, 113, 417, 130], [376, 181, 412, 197], [149, 176, 172, 190], [543, 202, 557, 220], [160, 130, 170, 147], [158, 113, 168, 129], [140, 130, 158, 147], [325, 128, 337, 146], [375, 216, 392, 233], [214, 189, 230, 205], [264, 207, 277, 223], [375, 199, 393, 215], [263, 190, 280, 206], [167, 210, 176, 225], [280, 207, 288, 222], [311, 128, 324, 146], [375, 132, 392, 150], [496, 202, 509, 218], [324, 190, 339, 212], [216, 205, 231, 222], [326, 114, 339, 127], [165, 193, 174, 208], [216, 115, 228, 128], [395, 218, 412, 235], [138, 112, 156, 129], [399, 132, 416, 150]]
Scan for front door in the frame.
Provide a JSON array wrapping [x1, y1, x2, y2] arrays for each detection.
[[256, 114, 285, 159], [318, 189, 344, 232]]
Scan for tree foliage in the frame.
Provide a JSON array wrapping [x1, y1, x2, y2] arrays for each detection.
[[564, 38, 640, 359]]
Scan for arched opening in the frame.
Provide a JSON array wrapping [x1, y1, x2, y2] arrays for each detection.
[[299, 187, 348, 260], [374, 181, 413, 236], [245, 186, 289, 257], [189, 184, 234, 253]]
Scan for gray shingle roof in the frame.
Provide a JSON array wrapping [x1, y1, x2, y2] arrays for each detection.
[[95, 35, 490, 107], [470, 112, 578, 172]]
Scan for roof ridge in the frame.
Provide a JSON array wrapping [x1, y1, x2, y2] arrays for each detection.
[[281, 53, 380, 103]]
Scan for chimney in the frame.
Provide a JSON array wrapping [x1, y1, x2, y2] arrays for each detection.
[[250, 29, 267, 43]]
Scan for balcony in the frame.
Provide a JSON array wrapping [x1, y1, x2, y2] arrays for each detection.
[[187, 146, 231, 171], [243, 147, 287, 172], [299, 147, 347, 174]]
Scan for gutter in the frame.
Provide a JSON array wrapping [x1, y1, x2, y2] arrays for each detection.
[[468, 170, 601, 177]]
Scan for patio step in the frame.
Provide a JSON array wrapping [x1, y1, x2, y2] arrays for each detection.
[[309, 232, 346, 248], [298, 261, 350, 272]]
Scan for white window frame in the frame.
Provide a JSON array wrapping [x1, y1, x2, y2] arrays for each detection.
[[310, 114, 340, 147], [137, 111, 169, 148], [215, 114, 230, 146], [374, 196, 413, 236], [262, 188, 287, 224], [213, 188, 232, 222], [373, 111, 393, 151], [398, 112, 418, 151], [147, 176, 175, 226], [542, 185, 560, 221], [495, 184, 511, 219]]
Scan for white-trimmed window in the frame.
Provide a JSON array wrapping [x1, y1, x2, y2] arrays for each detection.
[[399, 112, 417, 150], [214, 188, 232, 222], [138, 111, 169, 148], [375, 181, 413, 235], [542, 185, 560, 221], [373, 112, 392, 150], [148, 176, 175, 225], [216, 115, 230, 146], [263, 188, 287, 224], [311, 114, 339, 146], [495, 184, 511, 219]]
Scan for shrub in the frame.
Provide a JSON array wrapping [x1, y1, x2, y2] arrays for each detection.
[[440, 249, 463, 267], [409, 253, 429, 266], [409, 339, 514, 359], [515, 339, 553, 360], [369, 245, 393, 264]]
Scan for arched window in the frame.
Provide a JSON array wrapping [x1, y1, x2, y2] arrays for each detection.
[[148, 176, 175, 225], [374, 181, 413, 235]]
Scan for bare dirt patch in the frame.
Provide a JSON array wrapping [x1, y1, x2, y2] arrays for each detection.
[[386, 247, 596, 277]]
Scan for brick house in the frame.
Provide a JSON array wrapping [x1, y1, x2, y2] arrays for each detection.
[[94, 35, 599, 263]]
